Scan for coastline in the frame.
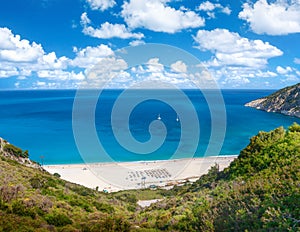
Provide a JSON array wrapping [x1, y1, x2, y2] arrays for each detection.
[[44, 155, 237, 192]]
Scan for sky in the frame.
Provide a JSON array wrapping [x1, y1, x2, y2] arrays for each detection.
[[0, 0, 300, 89]]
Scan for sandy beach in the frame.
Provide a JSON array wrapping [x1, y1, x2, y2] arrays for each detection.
[[44, 155, 237, 192]]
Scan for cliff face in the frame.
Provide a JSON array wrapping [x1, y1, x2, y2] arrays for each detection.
[[0, 137, 42, 170], [245, 83, 300, 118]]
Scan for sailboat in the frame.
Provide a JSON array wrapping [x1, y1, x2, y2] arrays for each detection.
[[176, 115, 179, 122], [157, 114, 161, 120]]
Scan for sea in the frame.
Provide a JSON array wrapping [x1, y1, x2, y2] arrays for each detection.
[[0, 89, 299, 165]]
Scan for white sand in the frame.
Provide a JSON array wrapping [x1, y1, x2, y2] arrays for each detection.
[[44, 156, 237, 192]]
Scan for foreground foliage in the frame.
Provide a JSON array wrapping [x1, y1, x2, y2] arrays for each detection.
[[0, 123, 299, 231]]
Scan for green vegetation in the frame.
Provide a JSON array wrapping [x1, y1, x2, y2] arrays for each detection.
[[246, 82, 300, 118], [0, 123, 299, 231], [3, 143, 29, 158]]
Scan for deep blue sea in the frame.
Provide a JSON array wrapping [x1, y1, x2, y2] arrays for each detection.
[[0, 89, 299, 165]]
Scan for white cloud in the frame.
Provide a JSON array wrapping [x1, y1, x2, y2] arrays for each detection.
[[146, 58, 164, 73], [0, 28, 44, 63], [170, 60, 187, 73], [81, 13, 143, 39], [86, 0, 116, 11], [36, 81, 46, 87], [80, 12, 91, 25], [193, 29, 283, 68], [0, 27, 99, 85], [294, 58, 300, 64], [121, 0, 205, 33], [129, 40, 145, 47], [0, 69, 19, 78], [37, 70, 85, 81], [0, 27, 136, 88], [198, 1, 216, 11], [0, 27, 74, 79], [37, 52, 69, 70], [193, 28, 285, 88], [282, 74, 300, 82], [222, 76, 250, 87], [256, 70, 278, 77], [83, 22, 144, 39], [276, 66, 292, 75], [197, 1, 231, 17], [71, 44, 114, 68], [222, 7, 231, 15], [239, 0, 300, 35]]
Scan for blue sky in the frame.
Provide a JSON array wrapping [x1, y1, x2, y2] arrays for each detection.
[[0, 0, 300, 89]]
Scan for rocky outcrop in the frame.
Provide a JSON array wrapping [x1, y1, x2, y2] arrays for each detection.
[[245, 83, 300, 118], [0, 137, 43, 170]]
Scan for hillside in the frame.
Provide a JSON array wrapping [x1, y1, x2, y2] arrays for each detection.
[[0, 124, 300, 231], [245, 83, 300, 118]]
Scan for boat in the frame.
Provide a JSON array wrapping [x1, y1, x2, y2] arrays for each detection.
[[176, 115, 179, 122], [157, 114, 161, 120]]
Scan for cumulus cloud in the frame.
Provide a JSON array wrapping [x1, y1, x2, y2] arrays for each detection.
[[239, 0, 300, 35], [80, 12, 91, 25], [193, 28, 283, 68], [193, 28, 285, 88], [197, 1, 231, 18], [81, 13, 143, 39], [83, 22, 144, 39], [0, 69, 19, 78], [129, 40, 145, 47], [0, 27, 73, 79], [121, 0, 205, 33], [294, 58, 300, 64], [37, 70, 85, 81], [71, 44, 114, 68], [86, 0, 116, 11], [171, 60, 187, 73], [276, 66, 292, 75], [0, 27, 44, 63], [146, 58, 165, 73], [0, 27, 117, 85]]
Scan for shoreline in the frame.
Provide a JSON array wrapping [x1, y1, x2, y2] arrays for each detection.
[[44, 155, 237, 192], [42, 154, 239, 166]]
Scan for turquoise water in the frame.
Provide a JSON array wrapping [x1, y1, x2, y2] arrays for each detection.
[[0, 89, 299, 164]]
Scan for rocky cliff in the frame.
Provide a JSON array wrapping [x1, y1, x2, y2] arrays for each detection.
[[0, 137, 43, 170], [245, 83, 300, 118]]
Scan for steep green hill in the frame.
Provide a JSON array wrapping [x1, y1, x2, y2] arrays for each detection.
[[132, 124, 300, 231], [0, 124, 299, 231], [245, 83, 300, 118]]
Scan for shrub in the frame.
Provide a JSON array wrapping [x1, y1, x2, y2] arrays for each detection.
[[53, 173, 61, 178], [3, 144, 28, 158], [11, 200, 36, 219], [29, 176, 45, 189], [289, 122, 300, 132], [94, 202, 115, 213], [45, 212, 72, 227]]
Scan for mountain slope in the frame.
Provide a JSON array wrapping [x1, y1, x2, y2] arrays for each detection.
[[138, 124, 300, 231], [245, 83, 300, 118], [0, 124, 300, 231]]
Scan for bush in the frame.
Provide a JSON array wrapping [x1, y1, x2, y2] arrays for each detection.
[[29, 176, 45, 189], [45, 212, 72, 227], [3, 144, 28, 158], [115, 193, 137, 204], [289, 122, 300, 132], [53, 173, 61, 178], [11, 201, 36, 219], [94, 202, 115, 213]]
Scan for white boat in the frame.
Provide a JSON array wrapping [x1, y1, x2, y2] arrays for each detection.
[[176, 115, 179, 122], [157, 114, 161, 120]]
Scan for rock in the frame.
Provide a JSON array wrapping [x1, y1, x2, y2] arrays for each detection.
[[245, 83, 300, 118], [0, 137, 44, 171]]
